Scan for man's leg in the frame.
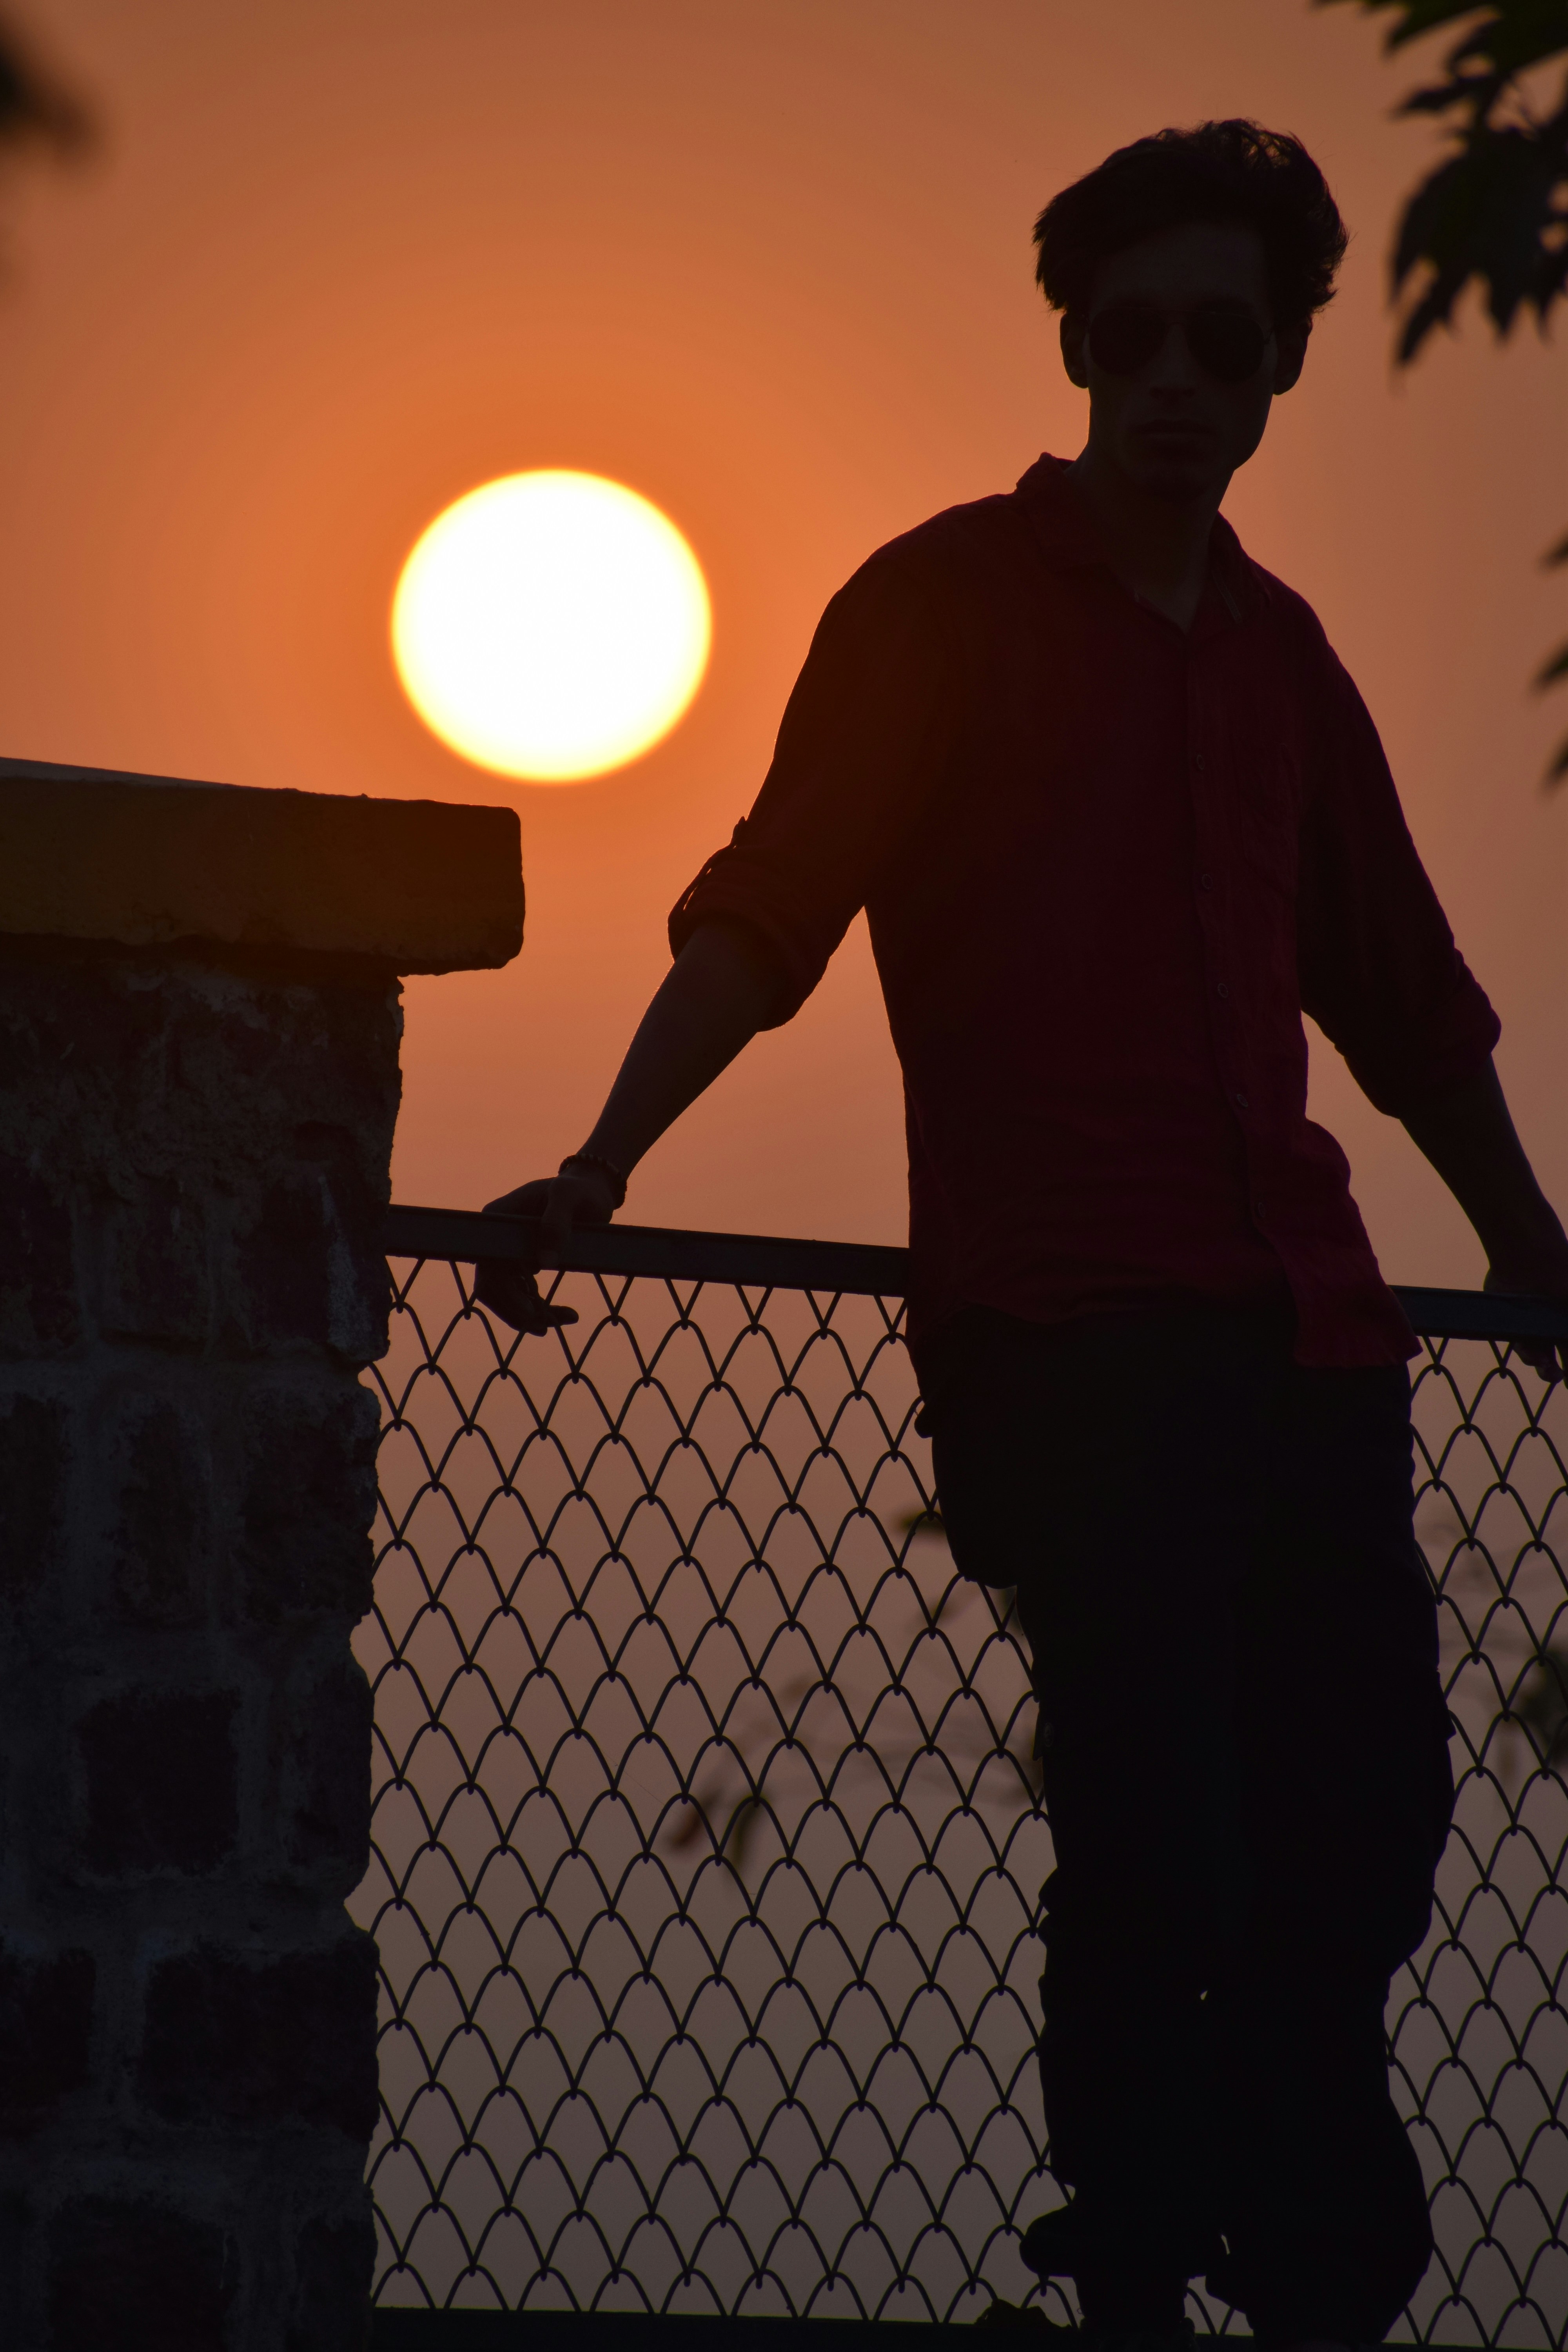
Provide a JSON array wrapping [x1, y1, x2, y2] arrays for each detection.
[[918, 1305, 1278, 2335], [1210, 1357, 1455, 2346]]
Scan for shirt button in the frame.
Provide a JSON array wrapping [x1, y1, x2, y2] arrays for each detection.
[[1254, 1200, 1266, 1221], [1194, 753, 1207, 770], [1216, 982, 1230, 999], [1200, 873, 1214, 891], [1235, 1092, 1249, 1108]]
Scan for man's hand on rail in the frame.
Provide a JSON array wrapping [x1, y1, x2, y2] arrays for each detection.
[[473, 1165, 619, 1336], [469, 919, 785, 1339], [1483, 1245, 1568, 1387], [1400, 1060, 1568, 1384]]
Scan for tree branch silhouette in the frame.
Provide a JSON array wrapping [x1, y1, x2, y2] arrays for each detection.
[[0, 11, 93, 161], [1319, 1, 1568, 779]]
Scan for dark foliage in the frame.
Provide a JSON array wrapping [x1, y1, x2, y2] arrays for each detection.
[[0, 12, 92, 159], [1321, 2, 1568, 778], [1497, 1640, 1568, 1766]]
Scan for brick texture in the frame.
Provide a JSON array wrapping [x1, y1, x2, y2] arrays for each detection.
[[285, 2210, 377, 2352], [100, 1175, 210, 1344], [139, 1933, 380, 2138], [0, 1167, 78, 1357], [77, 1688, 239, 1876], [0, 1392, 69, 1615], [104, 1392, 207, 1627], [240, 1385, 380, 1625], [0, 912, 427, 2345], [283, 1657, 374, 1887], [0, 1941, 94, 2136], [47, 2197, 238, 2350]]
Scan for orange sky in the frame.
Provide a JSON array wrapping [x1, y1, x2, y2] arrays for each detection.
[[2, 0, 1563, 1287]]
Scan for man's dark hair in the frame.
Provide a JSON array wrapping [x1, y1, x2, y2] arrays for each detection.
[[1033, 120, 1348, 328]]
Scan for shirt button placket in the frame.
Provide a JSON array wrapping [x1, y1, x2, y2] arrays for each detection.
[[1191, 705, 1236, 1159]]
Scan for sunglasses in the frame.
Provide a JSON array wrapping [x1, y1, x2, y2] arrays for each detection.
[[1086, 303, 1270, 385]]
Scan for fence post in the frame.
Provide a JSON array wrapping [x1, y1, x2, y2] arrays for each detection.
[[0, 761, 521, 2350]]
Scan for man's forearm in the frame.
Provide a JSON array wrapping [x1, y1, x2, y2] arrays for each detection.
[[1398, 1058, 1566, 1285], [578, 918, 784, 1177]]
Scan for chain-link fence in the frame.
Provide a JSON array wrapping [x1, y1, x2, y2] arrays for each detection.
[[355, 1214, 1568, 2343]]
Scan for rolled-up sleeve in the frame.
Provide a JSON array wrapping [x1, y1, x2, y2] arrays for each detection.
[[1298, 653, 1500, 1115], [668, 548, 963, 1025]]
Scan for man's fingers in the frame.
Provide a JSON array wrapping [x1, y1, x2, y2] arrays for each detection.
[[482, 1178, 555, 1220], [1514, 1340, 1563, 1386], [472, 1260, 535, 1329], [474, 1165, 619, 1327], [472, 1258, 579, 1337]]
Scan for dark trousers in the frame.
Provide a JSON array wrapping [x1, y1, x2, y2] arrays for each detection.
[[913, 1304, 1455, 2344]]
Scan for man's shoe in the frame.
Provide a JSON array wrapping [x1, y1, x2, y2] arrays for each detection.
[[974, 2303, 1065, 2331]]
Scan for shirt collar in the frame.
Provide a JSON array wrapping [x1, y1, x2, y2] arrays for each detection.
[[1012, 452, 1272, 623]]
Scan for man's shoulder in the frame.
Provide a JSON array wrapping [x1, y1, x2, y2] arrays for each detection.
[[804, 486, 1034, 656], [1247, 557, 1314, 620], [857, 486, 1028, 588], [1232, 544, 1338, 663], [1227, 550, 1376, 752]]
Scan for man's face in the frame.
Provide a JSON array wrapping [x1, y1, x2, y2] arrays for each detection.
[[1060, 221, 1308, 505]]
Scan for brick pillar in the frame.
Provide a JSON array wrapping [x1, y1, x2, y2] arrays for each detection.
[[0, 759, 521, 2351]]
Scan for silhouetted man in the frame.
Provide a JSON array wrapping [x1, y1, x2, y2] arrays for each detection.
[[479, 121, 1568, 2352]]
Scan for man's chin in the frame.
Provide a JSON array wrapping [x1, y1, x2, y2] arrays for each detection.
[[1125, 439, 1222, 505]]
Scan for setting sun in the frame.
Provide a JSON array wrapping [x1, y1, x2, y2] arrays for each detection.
[[391, 470, 711, 782]]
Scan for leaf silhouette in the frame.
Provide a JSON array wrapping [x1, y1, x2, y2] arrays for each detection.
[[1319, 0, 1568, 779], [1494, 1642, 1568, 1767], [0, 14, 94, 157]]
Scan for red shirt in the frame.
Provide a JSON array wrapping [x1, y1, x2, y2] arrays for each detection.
[[669, 456, 1500, 1366]]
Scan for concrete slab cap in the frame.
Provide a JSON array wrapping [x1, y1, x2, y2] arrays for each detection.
[[0, 757, 523, 973]]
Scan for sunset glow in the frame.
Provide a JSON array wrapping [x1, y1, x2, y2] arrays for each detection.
[[4, 0, 1561, 1263], [391, 470, 711, 782]]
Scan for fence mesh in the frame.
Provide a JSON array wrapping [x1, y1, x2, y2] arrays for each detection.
[[354, 1252, 1568, 2342]]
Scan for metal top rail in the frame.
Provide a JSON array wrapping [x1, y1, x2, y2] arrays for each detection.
[[382, 1202, 1568, 1345]]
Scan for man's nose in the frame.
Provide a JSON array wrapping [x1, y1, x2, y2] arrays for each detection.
[[1147, 324, 1203, 391]]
